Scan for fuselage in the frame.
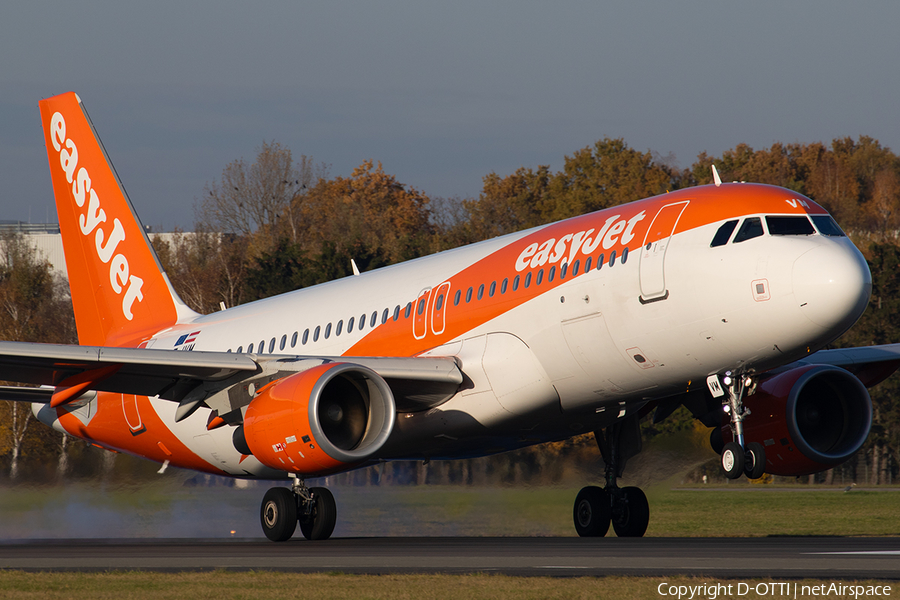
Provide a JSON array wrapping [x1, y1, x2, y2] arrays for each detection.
[[37, 182, 870, 478]]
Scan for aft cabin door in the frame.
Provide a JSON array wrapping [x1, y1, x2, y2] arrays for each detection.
[[639, 201, 689, 303]]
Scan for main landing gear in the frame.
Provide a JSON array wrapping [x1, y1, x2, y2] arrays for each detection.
[[260, 477, 337, 542], [574, 417, 650, 538], [719, 371, 766, 480]]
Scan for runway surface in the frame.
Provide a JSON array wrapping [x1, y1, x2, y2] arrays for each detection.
[[1, 537, 899, 577]]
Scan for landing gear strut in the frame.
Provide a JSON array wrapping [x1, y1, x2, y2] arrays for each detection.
[[574, 416, 650, 538], [719, 371, 766, 480], [260, 477, 337, 542]]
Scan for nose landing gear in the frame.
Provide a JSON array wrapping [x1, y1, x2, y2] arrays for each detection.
[[719, 371, 766, 480], [260, 476, 337, 542]]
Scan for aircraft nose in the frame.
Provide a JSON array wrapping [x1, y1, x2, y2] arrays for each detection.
[[792, 242, 871, 331]]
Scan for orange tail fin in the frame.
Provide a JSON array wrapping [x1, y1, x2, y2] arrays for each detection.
[[39, 92, 197, 347]]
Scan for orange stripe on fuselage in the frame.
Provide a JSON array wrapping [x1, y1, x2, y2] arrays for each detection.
[[57, 392, 223, 475], [346, 184, 827, 358]]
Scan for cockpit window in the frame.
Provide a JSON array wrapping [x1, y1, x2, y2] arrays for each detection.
[[711, 220, 739, 247], [811, 215, 846, 237], [732, 217, 764, 243], [766, 216, 815, 236]]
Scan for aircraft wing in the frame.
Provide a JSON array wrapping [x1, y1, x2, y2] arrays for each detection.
[[801, 343, 900, 387], [0, 341, 462, 412]]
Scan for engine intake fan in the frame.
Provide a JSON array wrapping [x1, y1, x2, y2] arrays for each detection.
[[236, 362, 396, 475], [725, 364, 872, 476]]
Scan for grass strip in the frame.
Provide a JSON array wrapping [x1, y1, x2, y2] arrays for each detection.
[[0, 572, 895, 600]]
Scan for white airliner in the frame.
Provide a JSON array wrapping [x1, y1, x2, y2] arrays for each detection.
[[1, 91, 895, 541]]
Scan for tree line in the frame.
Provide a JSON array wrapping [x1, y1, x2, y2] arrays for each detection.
[[3, 134, 900, 485]]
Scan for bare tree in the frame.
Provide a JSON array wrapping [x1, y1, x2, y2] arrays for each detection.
[[198, 141, 328, 256], [0, 231, 76, 479]]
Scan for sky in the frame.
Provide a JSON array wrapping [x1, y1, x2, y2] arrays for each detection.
[[2, 1, 899, 231]]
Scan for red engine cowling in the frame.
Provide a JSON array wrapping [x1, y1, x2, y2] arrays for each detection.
[[240, 362, 396, 475], [723, 364, 872, 476]]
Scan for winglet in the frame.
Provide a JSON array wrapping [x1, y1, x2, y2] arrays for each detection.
[[711, 164, 722, 187], [39, 92, 199, 347]]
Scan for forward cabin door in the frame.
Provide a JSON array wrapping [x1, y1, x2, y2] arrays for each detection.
[[639, 201, 689, 303]]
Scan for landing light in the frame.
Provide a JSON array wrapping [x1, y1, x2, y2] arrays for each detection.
[[723, 405, 731, 414]]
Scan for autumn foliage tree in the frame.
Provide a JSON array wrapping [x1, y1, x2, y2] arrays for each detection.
[[450, 137, 678, 246]]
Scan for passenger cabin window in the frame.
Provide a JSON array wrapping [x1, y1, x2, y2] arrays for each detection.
[[359, 314, 366, 330], [248, 342, 254, 353], [732, 217, 764, 243], [302, 329, 309, 344], [324, 323, 332, 339], [711, 220, 739, 247], [489, 282, 496, 297], [313, 326, 320, 342], [766, 216, 814, 236], [477, 284, 484, 300], [269, 338, 276, 353], [585, 257, 592, 272], [279, 335, 286, 351], [237, 346, 243, 353], [336, 320, 343, 336], [406, 302, 413, 317], [572, 260, 580, 276], [291, 331, 298, 347], [536, 269, 544, 285], [608, 250, 616, 267], [393, 305, 400, 321], [348, 317, 355, 333], [370, 312, 377, 327], [597, 254, 604, 269], [622, 247, 629, 264], [512, 275, 520, 291], [466, 287, 473, 303], [501, 278, 508, 294], [812, 215, 846, 237], [381, 309, 389, 324], [524, 272, 532, 288], [454, 290, 461, 306]]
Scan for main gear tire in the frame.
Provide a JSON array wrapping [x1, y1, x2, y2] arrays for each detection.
[[573, 486, 611, 537], [611, 486, 649, 538], [299, 487, 337, 541], [261, 487, 298, 542]]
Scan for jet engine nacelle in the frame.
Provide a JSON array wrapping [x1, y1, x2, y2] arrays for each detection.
[[723, 364, 872, 476], [238, 363, 396, 475]]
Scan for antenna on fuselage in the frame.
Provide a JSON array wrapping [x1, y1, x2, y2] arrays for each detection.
[[351, 259, 360, 276], [712, 164, 722, 187]]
